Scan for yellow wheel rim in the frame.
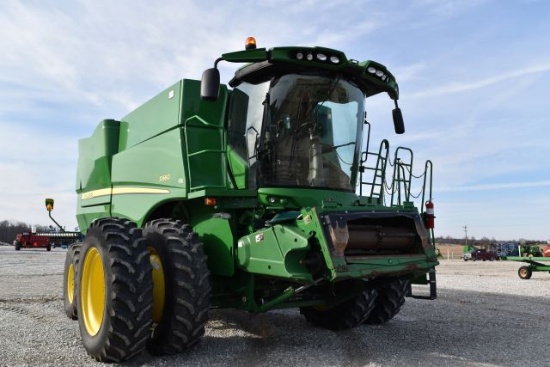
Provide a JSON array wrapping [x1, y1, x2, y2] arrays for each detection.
[[149, 248, 165, 324], [519, 268, 528, 278], [67, 263, 75, 304], [81, 247, 106, 336]]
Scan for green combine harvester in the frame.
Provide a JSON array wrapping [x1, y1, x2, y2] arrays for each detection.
[[64, 37, 438, 362]]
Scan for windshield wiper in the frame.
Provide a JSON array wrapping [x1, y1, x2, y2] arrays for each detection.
[[321, 141, 355, 154]]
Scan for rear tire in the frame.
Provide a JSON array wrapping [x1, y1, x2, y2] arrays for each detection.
[[364, 279, 409, 325], [143, 219, 211, 355], [63, 244, 81, 319], [77, 218, 153, 362], [300, 287, 378, 330]]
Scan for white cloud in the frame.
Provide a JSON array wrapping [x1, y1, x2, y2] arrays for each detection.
[[0, 0, 549, 241], [409, 62, 550, 99]]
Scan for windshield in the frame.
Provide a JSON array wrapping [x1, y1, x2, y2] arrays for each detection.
[[230, 74, 365, 191]]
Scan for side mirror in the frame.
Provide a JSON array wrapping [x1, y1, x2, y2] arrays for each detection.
[[201, 68, 220, 101], [392, 107, 405, 134]]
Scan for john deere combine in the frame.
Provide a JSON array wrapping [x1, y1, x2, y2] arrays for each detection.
[[65, 37, 438, 362]]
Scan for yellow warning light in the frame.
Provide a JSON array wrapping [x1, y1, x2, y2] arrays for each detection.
[[45, 198, 54, 212], [205, 197, 217, 206], [245, 37, 257, 50]]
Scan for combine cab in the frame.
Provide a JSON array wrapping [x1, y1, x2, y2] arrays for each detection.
[[65, 38, 438, 362]]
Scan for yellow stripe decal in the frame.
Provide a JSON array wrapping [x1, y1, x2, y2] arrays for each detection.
[[81, 187, 170, 200]]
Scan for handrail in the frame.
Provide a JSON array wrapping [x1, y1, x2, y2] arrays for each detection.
[[390, 147, 413, 206], [421, 160, 433, 213]]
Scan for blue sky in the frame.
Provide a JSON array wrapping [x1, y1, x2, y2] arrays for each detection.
[[1, 0, 549, 241]]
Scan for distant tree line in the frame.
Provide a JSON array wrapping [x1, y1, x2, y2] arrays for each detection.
[[436, 235, 546, 246], [0, 220, 51, 244]]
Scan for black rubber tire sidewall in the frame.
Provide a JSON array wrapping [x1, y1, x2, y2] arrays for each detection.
[[300, 287, 378, 330], [364, 279, 409, 325], [76, 218, 153, 363], [518, 266, 532, 280], [63, 244, 80, 319], [143, 219, 211, 355]]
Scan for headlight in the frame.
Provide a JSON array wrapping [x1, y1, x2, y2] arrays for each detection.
[[366, 65, 389, 82], [290, 50, 342, 65]]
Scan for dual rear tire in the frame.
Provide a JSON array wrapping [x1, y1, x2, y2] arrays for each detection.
[[63, 218, 211, 363]]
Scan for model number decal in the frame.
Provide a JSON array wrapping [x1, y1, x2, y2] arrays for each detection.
[[159, 174, 171, 182]]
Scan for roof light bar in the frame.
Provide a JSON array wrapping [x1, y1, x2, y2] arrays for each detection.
[[366, 65, 388, 82], [290, 49, 342, 65]]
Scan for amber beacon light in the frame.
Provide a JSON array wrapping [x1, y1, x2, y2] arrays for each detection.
[[245, 37, 257, 50]]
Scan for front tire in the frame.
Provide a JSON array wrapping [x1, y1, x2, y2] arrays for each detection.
[[143, 219, 211, 355], [300, 287, 378, 330], [364, 279, 409, 325], [77, 218, 153, 362]]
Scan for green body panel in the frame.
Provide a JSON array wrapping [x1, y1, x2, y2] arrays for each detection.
[[192, 215, 236, 277], [257, 187, 360, 210], [76, 79, 229, 231], [112, 128, 187, 191], [236, 223, 311, 280], [227, 147, 248, 189], [185, 115, 227, 190], [76, 119, 120, 194]]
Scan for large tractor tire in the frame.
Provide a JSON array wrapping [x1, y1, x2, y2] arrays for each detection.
[[142, 219, 211, 355], [77, 218, 153, 363], [63, 243, 81, 319], [300, 287, 378, 330], [364, 278, 409, 325]]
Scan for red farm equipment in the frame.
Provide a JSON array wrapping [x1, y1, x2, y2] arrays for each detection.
[[13, 199, 82, 251]]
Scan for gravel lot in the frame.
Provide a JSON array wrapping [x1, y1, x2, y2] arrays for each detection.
[[1, 245, 548, 367]]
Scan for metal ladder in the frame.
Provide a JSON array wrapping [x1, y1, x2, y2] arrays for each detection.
[[390, 147, 413, 206], [359, 139, 389, 204]]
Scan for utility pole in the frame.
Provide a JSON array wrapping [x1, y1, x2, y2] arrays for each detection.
[[463, 225, 468, 248]]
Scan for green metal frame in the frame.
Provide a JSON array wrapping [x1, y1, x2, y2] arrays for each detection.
[[505, 257, 550, 273]]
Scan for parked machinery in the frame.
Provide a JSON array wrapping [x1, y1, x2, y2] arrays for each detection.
[[65, 38, 438, 362]]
